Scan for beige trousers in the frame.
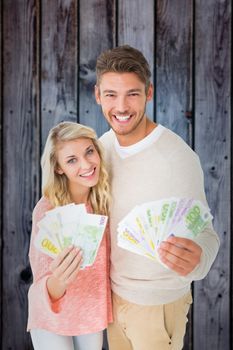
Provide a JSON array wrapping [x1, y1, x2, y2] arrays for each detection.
[[107, 291, 192, 350]]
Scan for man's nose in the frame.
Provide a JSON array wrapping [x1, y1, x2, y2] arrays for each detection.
[[115, 96, 128, 113]]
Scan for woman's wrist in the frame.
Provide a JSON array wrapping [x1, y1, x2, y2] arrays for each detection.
[[46, 275, 67, 302]]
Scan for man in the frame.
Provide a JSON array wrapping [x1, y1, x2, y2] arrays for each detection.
[[94, 45, 219, 350]]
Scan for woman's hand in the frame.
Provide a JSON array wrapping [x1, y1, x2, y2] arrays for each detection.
[[46, 245, 83, 301]]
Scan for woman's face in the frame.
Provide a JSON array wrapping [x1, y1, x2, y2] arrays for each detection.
[[56, 138, 101, 192]]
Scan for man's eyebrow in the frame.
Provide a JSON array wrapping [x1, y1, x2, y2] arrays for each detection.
[[102, 89, 116, 93], [102, 88, 142, 93], [127, 89, 142, 93]]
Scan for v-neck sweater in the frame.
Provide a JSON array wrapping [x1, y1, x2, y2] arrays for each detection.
[[100, 126, 220, 305]]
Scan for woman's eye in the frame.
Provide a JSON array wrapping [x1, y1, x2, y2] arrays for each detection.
[[87, 148, 94, 155], [67, 158, 76, 164]]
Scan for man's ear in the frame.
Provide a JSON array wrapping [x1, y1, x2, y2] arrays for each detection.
[[146, 83, 153, 101], [94, 85, 101, 105]]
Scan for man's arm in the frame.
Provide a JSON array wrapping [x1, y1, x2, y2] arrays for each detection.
[[158, 143, 220, 278]]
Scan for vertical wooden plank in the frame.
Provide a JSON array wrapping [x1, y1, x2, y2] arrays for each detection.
[[118, 0, 155, 120], [194, 1, 231, 349], [156, 0, 193, 144], [79, 4, 116, 347], [79, 0, 116, 136], [0, 0, 2, 343], [2, 0, 40, 348], [41, 0, 78, 146], [156, 2, 193, 347]]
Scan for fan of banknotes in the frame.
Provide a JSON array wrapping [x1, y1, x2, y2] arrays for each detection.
[[117, 197, 213, 263], [34, 203, 108, 268]]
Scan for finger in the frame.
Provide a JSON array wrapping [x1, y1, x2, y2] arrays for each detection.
[[158, 242, 201, 275], [161, 238, 202, 263], [55, 248, 81, 278], [158, 246, 191, 270], [159, 254, 189, 276], [62, 250, 83, 284], [166, 236, 201, 253], [51, 247, 82, 279], [50, 245, 75, 271], [159, 241, 192, 263], [65, 253, 83, 285]]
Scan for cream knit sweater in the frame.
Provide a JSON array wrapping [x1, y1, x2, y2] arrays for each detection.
[[100, 126, 220, 305]]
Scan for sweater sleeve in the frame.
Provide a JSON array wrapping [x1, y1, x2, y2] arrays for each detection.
[[28, 199, 63, 314], [185, 223, 219, 281], [169, 146, 220, 281]]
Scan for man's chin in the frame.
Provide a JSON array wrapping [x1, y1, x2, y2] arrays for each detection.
[[112, 127, 132, 136]]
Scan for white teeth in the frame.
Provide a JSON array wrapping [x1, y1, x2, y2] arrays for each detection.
[[115, 115, 130, 121], [80, 169, 94, 177]]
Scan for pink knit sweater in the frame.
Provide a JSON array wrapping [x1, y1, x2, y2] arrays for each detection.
[[27, 197, 112, 336]]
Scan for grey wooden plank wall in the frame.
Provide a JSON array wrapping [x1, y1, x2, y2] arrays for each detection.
[[194, 2, 231, 348], [0, 0, 2, 343], [0, 1, 231, 349]]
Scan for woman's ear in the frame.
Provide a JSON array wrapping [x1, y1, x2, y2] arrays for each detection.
[[56, 167, 63, 175]]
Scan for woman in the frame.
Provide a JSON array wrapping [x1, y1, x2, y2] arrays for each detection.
[[27, 121, 112, 350]]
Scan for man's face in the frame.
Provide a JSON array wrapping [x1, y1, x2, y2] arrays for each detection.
[[95, 72, 153, 144]]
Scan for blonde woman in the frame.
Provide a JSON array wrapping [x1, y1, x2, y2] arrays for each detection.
[[27, 121, 112, 350]]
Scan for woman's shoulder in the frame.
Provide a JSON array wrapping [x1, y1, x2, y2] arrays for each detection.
[[32, 196, 53, 222]]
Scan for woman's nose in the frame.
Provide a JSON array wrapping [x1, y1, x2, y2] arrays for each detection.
[[79, 157, 91, 169]]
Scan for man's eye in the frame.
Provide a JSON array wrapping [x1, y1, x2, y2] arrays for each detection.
[[129, 93, 139, 97], [105, 94, 115, 97]]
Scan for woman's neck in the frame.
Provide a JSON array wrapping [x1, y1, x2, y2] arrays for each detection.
[[68, 184, 90, 205]]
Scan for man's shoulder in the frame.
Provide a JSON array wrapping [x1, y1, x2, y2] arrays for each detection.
[[162, 127, 187, 146], [159, 126, 196, 157], [99, 129, 114, 147]]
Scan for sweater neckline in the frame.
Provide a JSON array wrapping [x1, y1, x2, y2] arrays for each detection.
[[113, 124, 165, 159]]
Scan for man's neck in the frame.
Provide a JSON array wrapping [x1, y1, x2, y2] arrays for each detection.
[[116, 118, 157, 146]]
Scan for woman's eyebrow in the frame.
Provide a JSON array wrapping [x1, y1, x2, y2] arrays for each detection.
[[65, 154, 76, 159]]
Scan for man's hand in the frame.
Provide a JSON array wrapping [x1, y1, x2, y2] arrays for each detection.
[[158, 236, 202, 276]]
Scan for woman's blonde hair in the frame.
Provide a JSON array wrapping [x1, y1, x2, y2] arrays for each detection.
[[41, 121, 110, 215]]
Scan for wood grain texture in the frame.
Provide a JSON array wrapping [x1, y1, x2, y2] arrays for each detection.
[[41, 0, 78, 147], [79, 0, 116, 136], [0, 1, 232, 349], [117, 0, 155, 120], [194, 0, 231, 349], [2, 0, 40, 349], [156, 0, 193, 143], [0, 0, 2, 343], [156, 4, 193, 346]]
